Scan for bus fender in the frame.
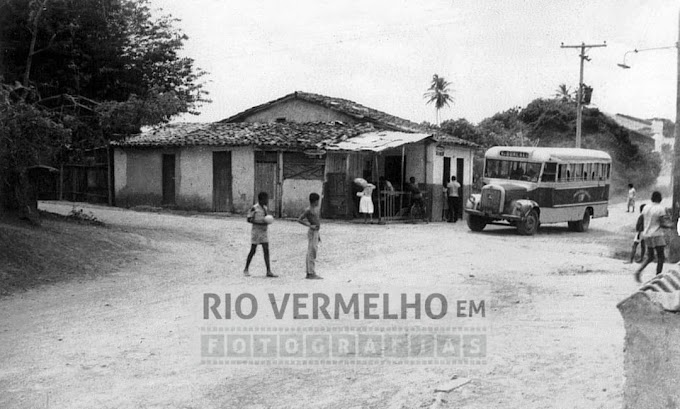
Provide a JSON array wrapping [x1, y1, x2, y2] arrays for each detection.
[[511, 199, 539, 218]]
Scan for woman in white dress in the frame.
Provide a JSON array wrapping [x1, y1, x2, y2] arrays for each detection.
[[357, 183, 376, 224]]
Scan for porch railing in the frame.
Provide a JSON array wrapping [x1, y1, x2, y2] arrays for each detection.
[[380, 191, 428, 222]]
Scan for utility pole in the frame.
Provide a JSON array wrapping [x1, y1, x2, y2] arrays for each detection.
[[672, 8, 680, 225], [561, 41, 607, 148]]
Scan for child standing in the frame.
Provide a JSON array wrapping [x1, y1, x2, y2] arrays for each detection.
[[298, 193, 322, 279], [627, 184, 636, 213], [244, 192, 277, 278], [357, 182, 376, 224]]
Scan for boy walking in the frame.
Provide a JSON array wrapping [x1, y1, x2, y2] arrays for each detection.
[[244, 192, 277, 278], [298, 193, 322, 279]]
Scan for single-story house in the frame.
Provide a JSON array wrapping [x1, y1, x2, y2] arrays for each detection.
[[110, 91, 477, 221]]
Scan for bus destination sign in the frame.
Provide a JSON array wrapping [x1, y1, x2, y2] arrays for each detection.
[[499, 151, 529, 158]]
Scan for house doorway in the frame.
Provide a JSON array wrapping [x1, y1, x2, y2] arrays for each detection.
[[443, 157, 451, 186], [213, 151, 232, 212], [384, 155, 406, 189], [456, 157, 465, 215], [162, 154, 176, 205], [254, 151, 278, 214]]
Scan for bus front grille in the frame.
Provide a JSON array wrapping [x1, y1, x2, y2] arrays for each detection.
[[481, 188, 502, 213]]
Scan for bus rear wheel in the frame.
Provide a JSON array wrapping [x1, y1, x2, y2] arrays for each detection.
[[569, 210, 591, 232], [517, 209, 539, 235], [467, 215, 487, 232]]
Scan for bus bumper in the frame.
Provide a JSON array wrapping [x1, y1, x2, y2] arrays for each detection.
[[465, 209, 523, 222]]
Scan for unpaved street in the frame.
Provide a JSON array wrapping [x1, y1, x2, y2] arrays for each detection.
[[0, 200, 646, 408]]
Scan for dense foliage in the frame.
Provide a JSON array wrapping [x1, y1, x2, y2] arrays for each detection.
[[0, 0, 208, 213]]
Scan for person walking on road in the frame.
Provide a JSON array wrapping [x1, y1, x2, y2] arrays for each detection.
[[627, 184, 636, 213], [244, 192, 277, 278], [445, 176, 461, 222], [635, 191, 669, 282]]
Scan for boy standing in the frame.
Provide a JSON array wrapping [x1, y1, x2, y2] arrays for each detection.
[[298, 193, 322, 279], [244, 192, 277, 278]]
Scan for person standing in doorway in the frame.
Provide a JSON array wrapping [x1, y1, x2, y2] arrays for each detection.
[[627, 184, 636, 213], [357, 181, 376, 223], [635, 191, 668, 282], [244, 192, 277, 278], [445, 176, 461, 223], [298, 192, 322, 279]]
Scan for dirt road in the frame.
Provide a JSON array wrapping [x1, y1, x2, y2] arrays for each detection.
[[0, 200, 647, 408]]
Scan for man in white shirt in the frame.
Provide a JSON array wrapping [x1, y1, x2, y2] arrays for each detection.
[[445, 176, 461, 223]]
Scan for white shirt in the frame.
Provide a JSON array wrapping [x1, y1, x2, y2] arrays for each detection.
[[642, 203, 666, 239]]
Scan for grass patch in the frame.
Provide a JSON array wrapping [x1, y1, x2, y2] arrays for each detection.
[[0, 212, 151, 296]]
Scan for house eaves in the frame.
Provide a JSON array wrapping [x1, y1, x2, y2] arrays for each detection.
[[322, 130, 433, 153], [111, 121, 378, 150]]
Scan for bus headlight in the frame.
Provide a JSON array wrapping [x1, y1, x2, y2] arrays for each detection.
[[467, 194, 481, 210]]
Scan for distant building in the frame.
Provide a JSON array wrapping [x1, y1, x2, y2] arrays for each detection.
[[612, 113, 670, 152]]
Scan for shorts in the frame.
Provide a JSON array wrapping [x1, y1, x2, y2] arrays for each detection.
[[251, 225, 268, 244], [644, 235, 666, 248]]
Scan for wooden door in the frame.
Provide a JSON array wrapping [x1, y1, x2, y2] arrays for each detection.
[[324, 172, 347, 218], [254, 151, 278, 213], [213, 151, 232, 211], [162, 154, 176, 205]]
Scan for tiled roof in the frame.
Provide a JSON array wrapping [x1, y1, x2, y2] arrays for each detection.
[[112, 121, 378, 149], [432, 132, 480, 148], [221, 91, 427, 133]]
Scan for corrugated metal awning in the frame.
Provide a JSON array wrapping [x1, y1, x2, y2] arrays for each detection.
[[323, 131, 432, 152]]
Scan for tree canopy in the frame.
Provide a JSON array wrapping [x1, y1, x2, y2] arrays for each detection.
[[0, 0, 208, 141]]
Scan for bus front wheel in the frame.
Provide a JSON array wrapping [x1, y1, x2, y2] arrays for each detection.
[[569, 210, 591, 232], [517, 209, 539, 235], [467, 215, 487, 232]]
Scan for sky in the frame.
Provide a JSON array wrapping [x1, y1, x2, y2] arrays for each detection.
[[151, 0, 680, 125]]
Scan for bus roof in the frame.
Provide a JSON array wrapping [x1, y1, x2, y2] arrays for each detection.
[[485, 146, 611, 163]]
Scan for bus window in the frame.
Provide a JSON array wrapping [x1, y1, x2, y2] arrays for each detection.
[[541, 163, 557, 182], [575, 164, 583, 180], [559, 164, 568, 182], [584, 163, 592, 180]]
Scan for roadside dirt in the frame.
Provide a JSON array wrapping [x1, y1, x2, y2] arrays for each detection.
[[0, 199, 653, 408]]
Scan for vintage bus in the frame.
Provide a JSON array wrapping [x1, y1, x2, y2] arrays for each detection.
[[465, 146, 612, 235]]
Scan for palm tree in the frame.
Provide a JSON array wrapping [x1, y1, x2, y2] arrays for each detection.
[[554, 84, 574, 102], [424, 74, 454, 126]]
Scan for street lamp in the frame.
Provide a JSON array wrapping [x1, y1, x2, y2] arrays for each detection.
[[616, 37, 680, 224], [616, 46, 676, 69], [617, 50, 637, 69]]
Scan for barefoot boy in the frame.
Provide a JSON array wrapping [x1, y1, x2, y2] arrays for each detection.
[[298, 193, 322, 279], [244, 192, 277, 278]]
